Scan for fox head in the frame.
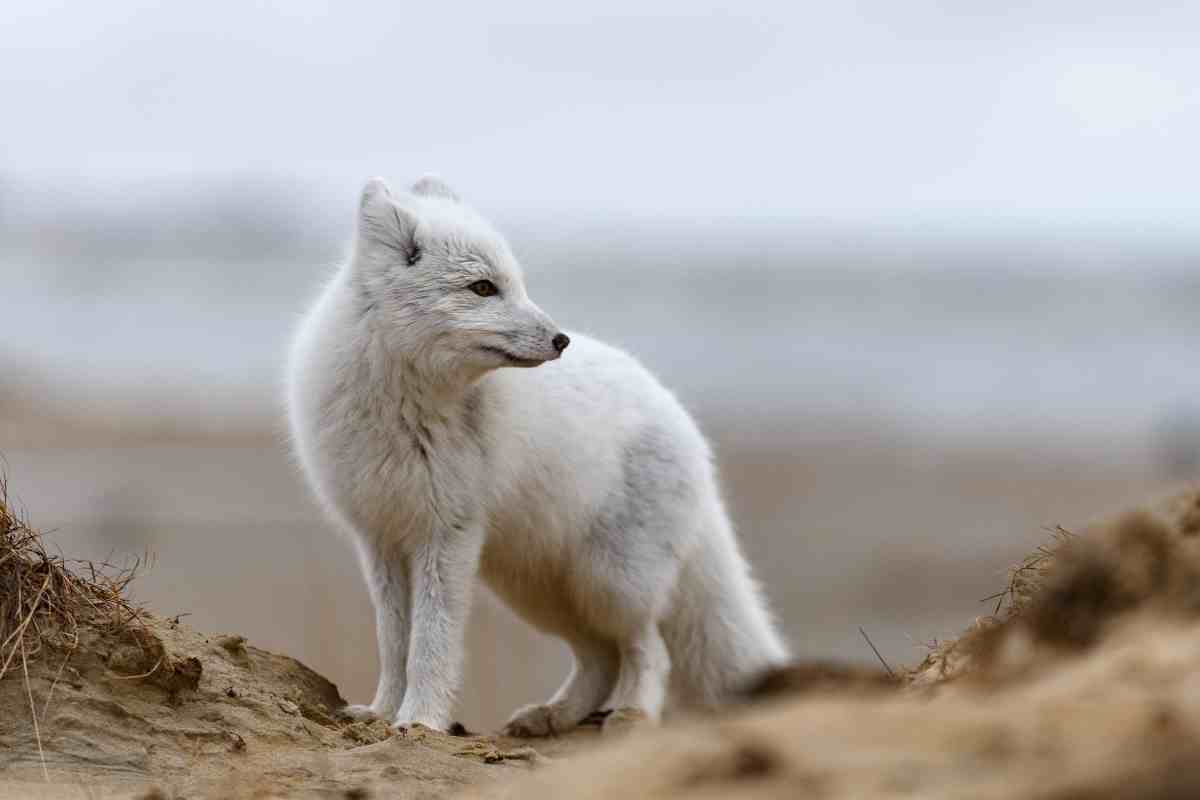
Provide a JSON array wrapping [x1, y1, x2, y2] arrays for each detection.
[[351, 176, 568, 378]]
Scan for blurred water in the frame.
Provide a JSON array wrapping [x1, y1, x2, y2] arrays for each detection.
[[3, 224, 1198, 453]]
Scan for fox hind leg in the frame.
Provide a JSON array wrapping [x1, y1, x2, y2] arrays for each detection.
[[603, 621, 671, 730], [503, 637, 619, 737]]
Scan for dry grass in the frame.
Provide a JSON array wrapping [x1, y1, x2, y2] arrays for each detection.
[[0, 472, 148, 678], [909, 488, 1200, 688], [981, 524, 1076, 616], [0, 472, 148, 778]]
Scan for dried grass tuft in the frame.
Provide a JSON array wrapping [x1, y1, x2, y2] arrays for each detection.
[[1, 471, 152, 780], [981, 524, 1076, 617], [0, 471, 147, 687], [909, 489, 1200, 688]]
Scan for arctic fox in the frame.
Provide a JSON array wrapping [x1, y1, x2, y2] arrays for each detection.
[[286, 176, 787, 735]]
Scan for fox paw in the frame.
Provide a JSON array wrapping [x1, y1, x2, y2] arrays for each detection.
[[502, 703, 578, 737]]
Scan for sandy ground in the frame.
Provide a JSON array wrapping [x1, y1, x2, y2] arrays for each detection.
[[468, 620, 1200, 800], [0, 610, 599, 799], [4, 480, 1198, 798]]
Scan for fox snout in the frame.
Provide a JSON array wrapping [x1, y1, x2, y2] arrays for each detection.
[[516, 303, 569, 362], [530, 329, 569, 363], [482, 321, 569, 369]]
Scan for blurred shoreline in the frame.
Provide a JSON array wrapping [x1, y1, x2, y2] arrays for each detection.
[[5, 213, 1198, 458]]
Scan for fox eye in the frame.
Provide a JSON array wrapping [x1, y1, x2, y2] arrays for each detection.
[[468, 280, 499, 297]]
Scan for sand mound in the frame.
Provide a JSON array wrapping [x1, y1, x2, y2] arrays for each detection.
[[468, 487, 1200, 800], [909, 487, 1200, 687], [0, 611, 565, 798], [0, 480, 571, 799]]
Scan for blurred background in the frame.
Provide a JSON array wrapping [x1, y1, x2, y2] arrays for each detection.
[[2, 1, 1198, 728]]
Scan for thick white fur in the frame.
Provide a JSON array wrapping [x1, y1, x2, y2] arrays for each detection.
[[286, 176, 787, 735]]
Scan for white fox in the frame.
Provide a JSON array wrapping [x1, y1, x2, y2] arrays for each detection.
[[286, 176, 787, 735]]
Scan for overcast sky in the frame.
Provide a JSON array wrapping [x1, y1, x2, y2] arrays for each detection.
[[3, 1, 1198, 227]]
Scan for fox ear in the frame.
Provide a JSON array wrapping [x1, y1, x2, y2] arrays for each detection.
[[411, 174, 459, 203], [358, 177, 421, 265]]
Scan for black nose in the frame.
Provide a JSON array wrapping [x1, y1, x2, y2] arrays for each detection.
[[551, 333, 570, 353]]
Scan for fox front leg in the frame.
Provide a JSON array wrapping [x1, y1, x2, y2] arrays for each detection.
[[392, 524, 483, 731], [339, 537, 410, 722]]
